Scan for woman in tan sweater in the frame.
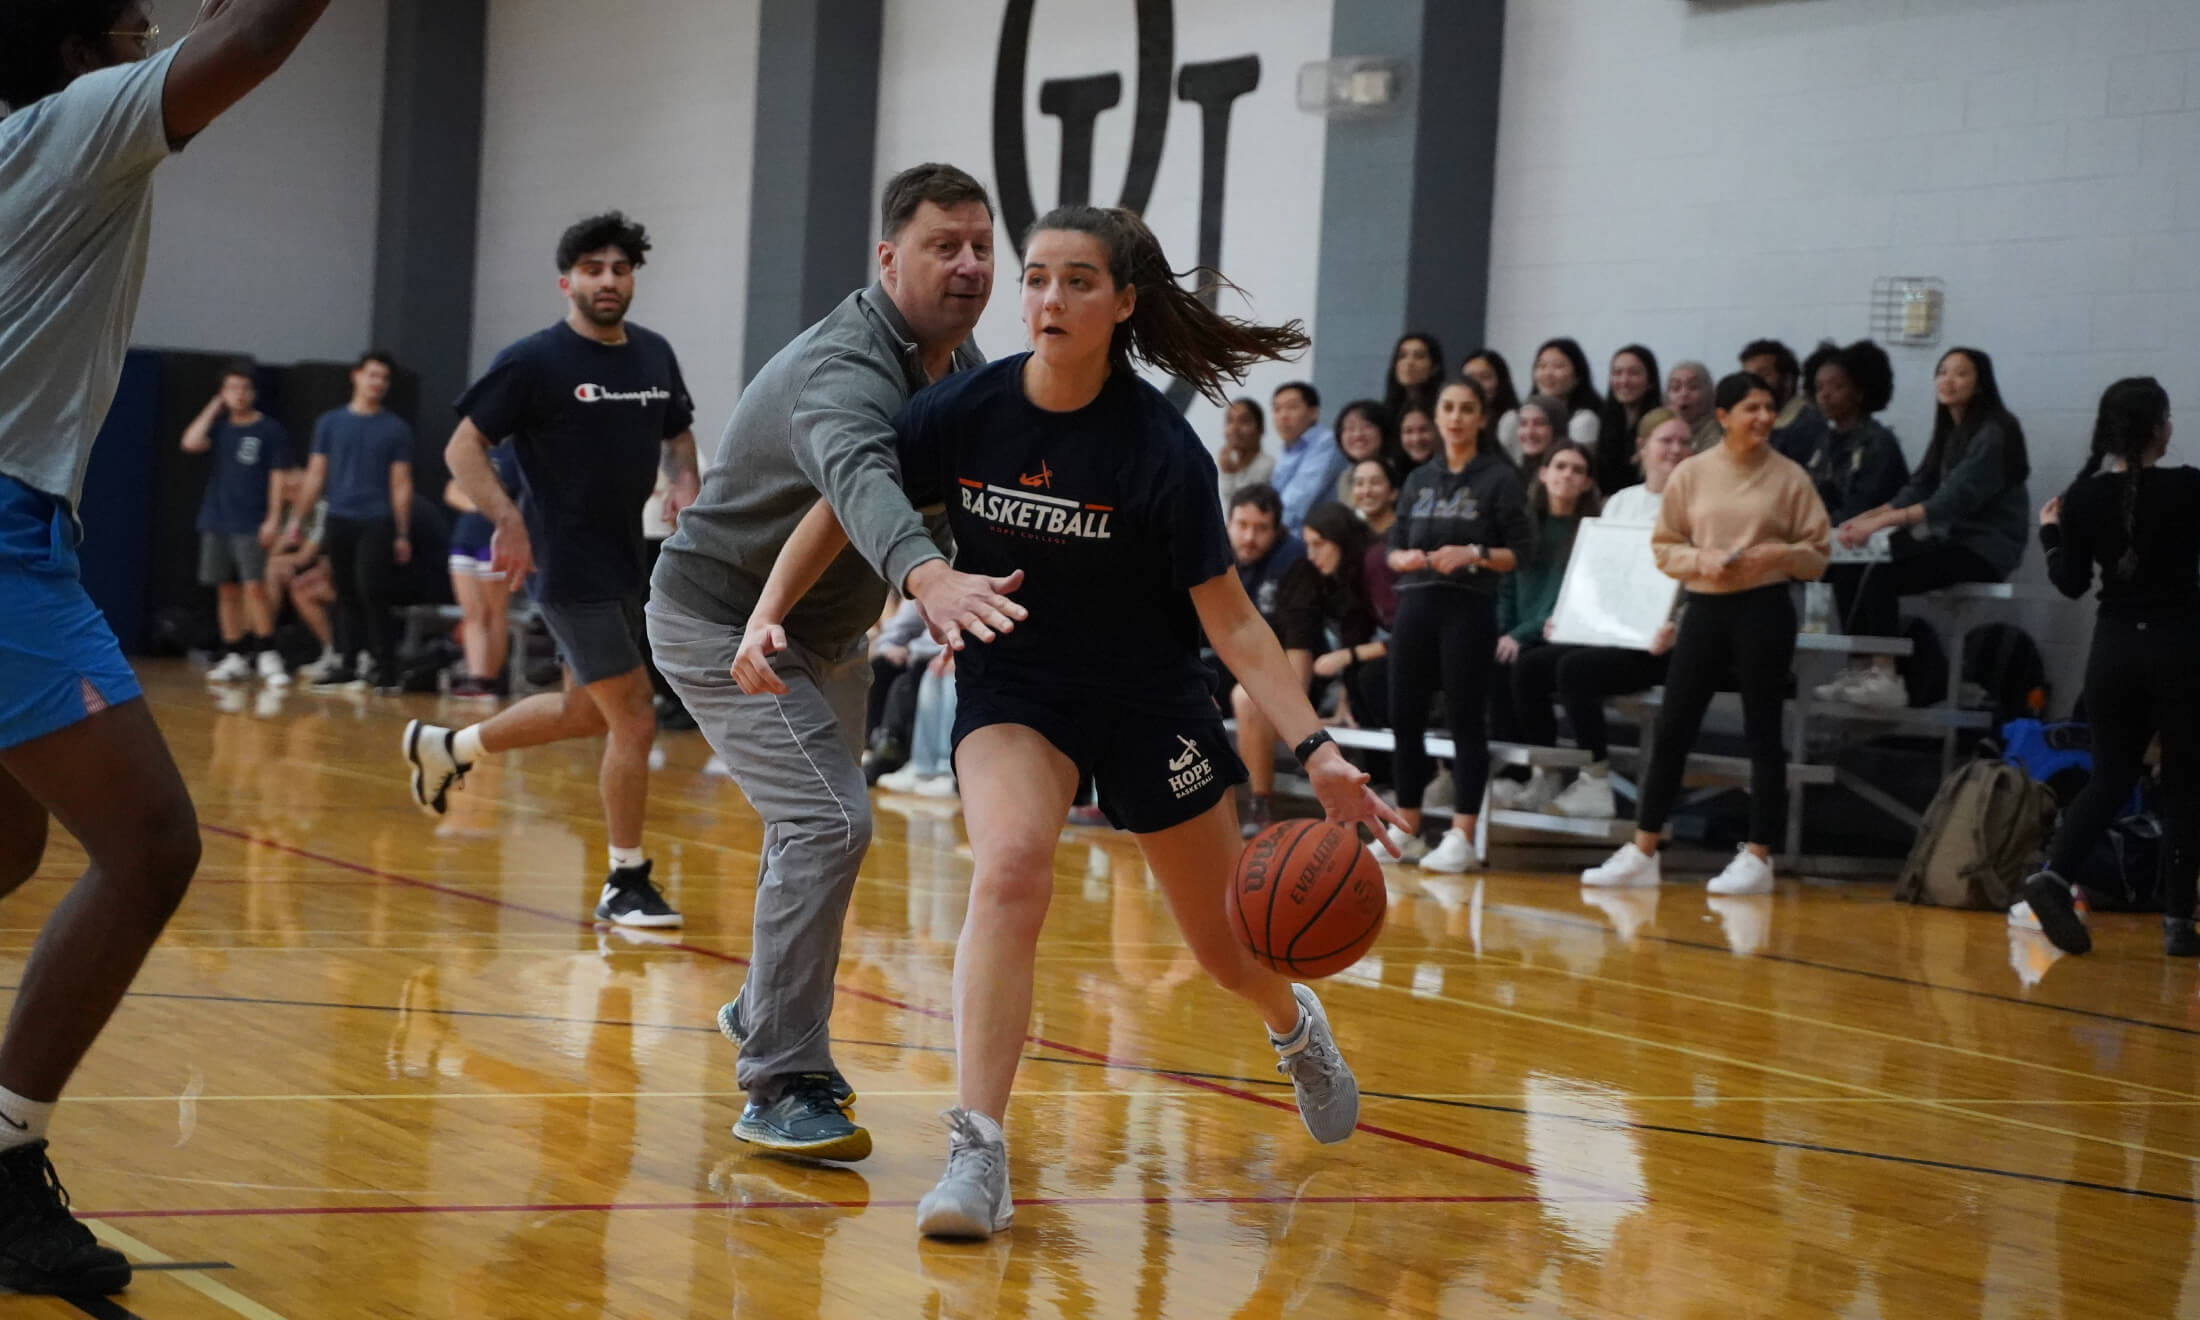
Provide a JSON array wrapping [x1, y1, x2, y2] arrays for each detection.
[[1581, 372, 1832, 895]]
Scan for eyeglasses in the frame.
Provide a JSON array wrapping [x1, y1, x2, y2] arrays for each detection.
[[107, 24, 161, 57]]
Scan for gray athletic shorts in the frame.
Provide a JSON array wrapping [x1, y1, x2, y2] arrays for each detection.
[[538, 595, 648, 686], [198, 531, 268, 586]]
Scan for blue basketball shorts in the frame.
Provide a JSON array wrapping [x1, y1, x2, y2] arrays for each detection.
[[0, 475, 140, 750]]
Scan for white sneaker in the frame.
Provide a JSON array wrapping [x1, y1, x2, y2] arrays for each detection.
[[1549, 772, 1617, 819], [256, 650, 291, 686], [1706, 847, 1776, 895], [1367, 824, 1428, 864], [1841, 666, 1909, 709], [1582, 842, 1660, 888], [1811, 668, 1866, 702], [402, 720, 471, 816], [877, 767, 925, 794], [1487, 778, 1527, 810], [917, 1109, 1013, 1239], [913, 773, 960, 799], [298, 649, 341, 682], [206, 653, 252, 683], [1514, 769, 1562, 814], [1418, 829, 1480, 873]]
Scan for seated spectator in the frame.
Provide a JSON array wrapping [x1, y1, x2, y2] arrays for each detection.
[[1462, 349, 1524, 458], [1385, 332, 1444, 423], [1531, 337, 1604, 452], [1512, 394, 1567, 471], [878, 651, 958, 799], [443, 440, 524, 698], [1397, 402, 1438, 466], [1332, 398, 1404, 501], [1740, 337, 1825, 460], [1214, 396, 1273, 509], [1267, 381, 1341, 535], [1597, 344, 1661, 496], [1819, 347, 2031, 708], [864, 596, 926, 782], [1212, 484, 1317, 708], [1233, 502, 1389, 831], [1794, 340, 1908, 526], [265, 470, 337, 678], [1510, 414, 1695, 819], [1489, 442, 1600, 809], [1666, 360, 1721, 452]]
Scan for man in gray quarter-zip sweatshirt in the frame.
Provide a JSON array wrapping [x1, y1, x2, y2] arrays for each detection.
[[647, 163, 1022, 1161]]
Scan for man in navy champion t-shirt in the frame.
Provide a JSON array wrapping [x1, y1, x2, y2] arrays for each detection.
[[403, 212, 701, 929], [181, 364, 292, 685]]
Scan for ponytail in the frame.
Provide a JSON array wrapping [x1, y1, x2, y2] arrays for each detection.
[[2078, 376, 2171, 580], [1027, 206, 1308, 404]]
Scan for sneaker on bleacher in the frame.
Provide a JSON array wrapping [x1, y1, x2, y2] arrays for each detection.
[[1838, 667, 1908, 709], [1811, 667, 1868, 702], [1513, 769, 1562, 814], [1549, 772, 1617, 819], [1487, 777, 1528, 810]]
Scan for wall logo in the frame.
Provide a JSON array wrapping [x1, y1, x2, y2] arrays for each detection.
[[574, 384, 672, 405], [993, 0, 1260, 409], [1166, 733, 1215, 799]]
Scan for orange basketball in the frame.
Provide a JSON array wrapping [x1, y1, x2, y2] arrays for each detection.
[[1228, 820, 1388, 979]]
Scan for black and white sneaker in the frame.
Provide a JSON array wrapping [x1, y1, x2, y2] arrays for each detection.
[[2019, 870, 2091, 955], [311, 663, 359, 691], [594, 861, 680, 927], [0, 1142, 131, 1296], [402, 720, 470, 815], [716, 992, 855, 1109]]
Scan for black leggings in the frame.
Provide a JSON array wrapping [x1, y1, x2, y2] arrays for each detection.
[[1636, 585, 1796, 846], [2045, 615, 2200, 918], [1827, 532, 2000, 636], [1512, 644, 1669, 762], [323, 515, 400, 675], [1389, 589, 1497, 812]]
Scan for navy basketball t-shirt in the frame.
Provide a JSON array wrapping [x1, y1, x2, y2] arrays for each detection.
[[456, 321, 693, 602], [196, 414, 292, 534], [894, 355, 1233, 718]]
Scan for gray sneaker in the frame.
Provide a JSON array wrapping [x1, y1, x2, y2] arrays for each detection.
[[715, 993, 855, 1109], [915, 1108, 1013, 1239], [1272, 984, 1359, 1144]]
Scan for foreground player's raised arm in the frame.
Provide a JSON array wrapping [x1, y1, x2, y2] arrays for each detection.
[[162, 0, 332, 143], [786, 354, 946, 593]]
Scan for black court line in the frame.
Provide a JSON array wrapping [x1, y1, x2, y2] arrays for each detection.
[[1494, 901, 2200, 1038], [60, 1297, 143, 1320], [131, 1261, 233, 1271]]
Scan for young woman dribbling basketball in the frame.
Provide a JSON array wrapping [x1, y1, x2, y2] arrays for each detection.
[[732, 205, 1407, 1239]]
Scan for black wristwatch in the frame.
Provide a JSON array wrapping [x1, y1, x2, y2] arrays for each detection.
[[1294, 730, 1337, 765]]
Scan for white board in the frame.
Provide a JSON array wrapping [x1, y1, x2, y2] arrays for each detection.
[[1546, 519, 1681, 651]]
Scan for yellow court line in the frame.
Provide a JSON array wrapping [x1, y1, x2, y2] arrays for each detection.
[[86, 1220, 292, 1320], [1370, 979, 2200, 1166]]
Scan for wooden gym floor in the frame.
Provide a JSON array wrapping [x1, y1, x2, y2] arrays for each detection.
[[5, 662, 2196, 1318]]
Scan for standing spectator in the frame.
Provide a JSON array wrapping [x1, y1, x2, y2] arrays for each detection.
[[1383, 332, 1444, 423], [1373, 377, 1534, 872], [1268, 381, 1340, 535], [2020, 378, 2200, 958], [181, 364, 292, 685], [1531, 337, 1604, 451], [1667, 360, 1721, 453], [1518, 414, 1697, 820], [1596, 345, 1661, 496], [1581, 373, 1831, 895], [286, 351, 414, 692], [1461, 349, 1524, 459], [1349, 458, 1403, 631], [1214, 396, 1273, 509], [1398, 402, 1437, 466], [1489, 442, 1599, 811], [1331, 399, 1402, 501], [1513, 394, 1568, 472], [442, 440, 524, 698], [1819, 347, 2030, 709]]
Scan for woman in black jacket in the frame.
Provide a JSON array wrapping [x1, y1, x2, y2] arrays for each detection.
[[2020, 378, 2200, 959]]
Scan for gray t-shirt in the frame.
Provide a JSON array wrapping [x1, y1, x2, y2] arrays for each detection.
[[0, 46, 183, 507]]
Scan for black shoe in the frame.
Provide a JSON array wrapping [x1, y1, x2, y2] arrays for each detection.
[[2165, 917, 2200, 957], [732, 1075, 872, 1161], [0, 1142, 130, 1295], [594, 861, 681, 928], [863, 737, 909, 785], [2020, 872, 2092, 955], [1240, 793, 1273, 841], [716, 993, 855, 1109], [311, 664, 359, 691]]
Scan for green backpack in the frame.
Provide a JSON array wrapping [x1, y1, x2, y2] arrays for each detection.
[[1893, 757, 2056, 910]]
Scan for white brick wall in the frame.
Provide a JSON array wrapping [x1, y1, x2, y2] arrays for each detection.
[[1489, 0, 2200, 705], [473, 0, 761, 457], [135, 0, 388, 362]]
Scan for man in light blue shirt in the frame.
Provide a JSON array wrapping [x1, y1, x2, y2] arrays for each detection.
[[1266, 381, 1343, 537], [0, 1, 331, 1296]]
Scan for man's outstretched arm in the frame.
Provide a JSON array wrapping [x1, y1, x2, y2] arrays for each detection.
[[163, 0, 331, 142]]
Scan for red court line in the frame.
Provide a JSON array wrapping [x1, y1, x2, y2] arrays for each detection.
[[197, 824, 1623, 1197], [87, 1192, 1584, 1220]]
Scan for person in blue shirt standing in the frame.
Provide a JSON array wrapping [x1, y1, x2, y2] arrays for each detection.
[[401, 213, 701, 929], [180, 364, 292, 685], [1267, 380, 1342, 536], [284, 351, 415, 691], [0, 0, 333, 1295], [733, 205, 1406, 1240]]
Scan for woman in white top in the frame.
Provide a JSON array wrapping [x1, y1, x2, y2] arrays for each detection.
[[1507, 414, 1696, 818], [1214, 396, 1274, 509]]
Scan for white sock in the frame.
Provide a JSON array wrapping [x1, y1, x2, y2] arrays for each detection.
[[0, 1087, 54, 1151], [963, 1109, 1006, 1144], [1269, 1009, 1311, 1051], [453, 724, 486, 766], [609, 844, 645, 872]]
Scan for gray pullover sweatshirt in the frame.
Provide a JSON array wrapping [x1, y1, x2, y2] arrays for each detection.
[[652, 285, 984, 651]]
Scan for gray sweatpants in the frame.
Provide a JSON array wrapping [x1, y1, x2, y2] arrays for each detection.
[[645, 600, 873, 1100]]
